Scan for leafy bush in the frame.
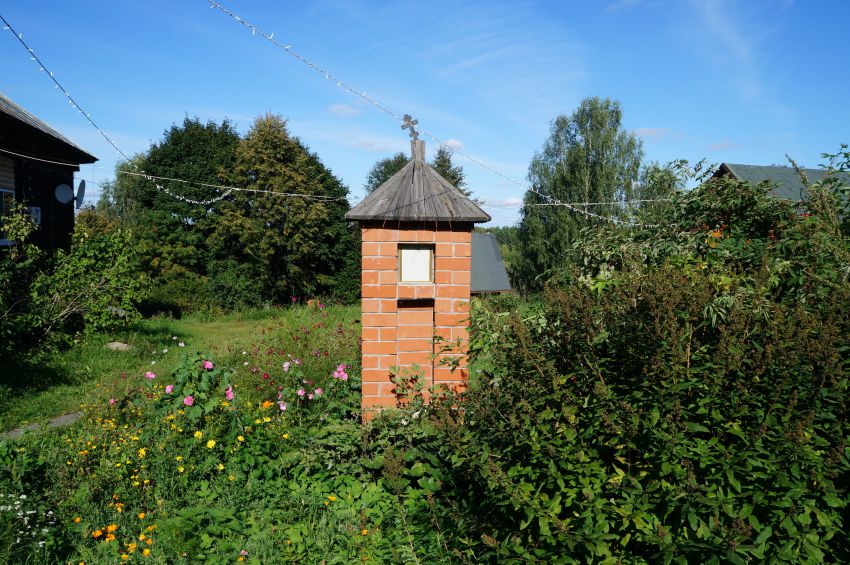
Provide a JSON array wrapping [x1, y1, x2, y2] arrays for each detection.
[[438, 176, 850, 562]]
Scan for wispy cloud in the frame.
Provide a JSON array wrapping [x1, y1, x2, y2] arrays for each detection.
[[443, 138, 464, 151], [482, 197, 523, 208], [327, 103, 362, 117], [606, 0, 643, 12], [706, 140, 742, 152], [634, 127, 671, 139]]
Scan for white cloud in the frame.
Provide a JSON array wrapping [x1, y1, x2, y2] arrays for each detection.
[[327, 103, 362, 117], [443, 138, 464, 151], [482, 197, 523, 208], [706, 140, 741, 152], [634, 127, 671, 139]]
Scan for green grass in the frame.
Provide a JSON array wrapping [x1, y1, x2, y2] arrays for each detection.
[[0, 305, 360, 433]]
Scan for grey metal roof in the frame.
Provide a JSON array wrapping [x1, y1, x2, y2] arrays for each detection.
[[471, 232, 511, 293], [346, 140, 490, 223], [715, 163, 850, 201], [0, 91, 97, 163]]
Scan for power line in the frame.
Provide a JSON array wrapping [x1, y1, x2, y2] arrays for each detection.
[[206, 1, 636, 224], [0, 146, 348, 206], [0, 12, 131, 162]]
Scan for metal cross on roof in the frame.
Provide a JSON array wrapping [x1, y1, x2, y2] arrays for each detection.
[[401, 114, 419, 140]]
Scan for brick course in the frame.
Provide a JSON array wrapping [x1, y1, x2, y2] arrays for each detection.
[[360, 221, 471, 416]]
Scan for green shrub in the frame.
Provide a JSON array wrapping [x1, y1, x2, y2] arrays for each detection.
[[438, 177, 850, 563]]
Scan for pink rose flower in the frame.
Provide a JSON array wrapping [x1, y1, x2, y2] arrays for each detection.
[[183, 395, 194, 406], [144, 371, 156, 380], [202, 360, 214, 370], [225, 386, 234, 401], [165, 385, 174, 394]]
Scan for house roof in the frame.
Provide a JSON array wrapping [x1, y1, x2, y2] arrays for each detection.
[[471, 232, 512, 293], [346, 140, 490, 223], [0, 91, 96, 163], [714, 163, 850, 201]]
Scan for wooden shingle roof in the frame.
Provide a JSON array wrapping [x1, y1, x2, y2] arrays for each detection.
[[346, 140, 490, 223]]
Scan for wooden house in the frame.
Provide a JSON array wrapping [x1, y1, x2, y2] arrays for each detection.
[[0, 91, 97, 251]]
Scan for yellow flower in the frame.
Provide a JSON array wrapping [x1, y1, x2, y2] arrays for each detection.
[[217, 463, 224, 471], [92, 529, 103, 538], [139, 533, 147, 541], [228, 474, 236, 481], [254, 418, 261, 425], [361, 528, 368, 536], [194, 431, 203, 439], [121, 554, 129, 561], [206, 440, 216, 449], [128, 542, 137, 552], [237, 435, 244, 442], [327, 495, 337, 502], [106, 524, 118, 533], [72, 516, 81, 523], [105, 533, 116, 542], [138, 448, 146, 458], [177, 466, 185, 473], [138, 512, 146, 519], [262, 417, 271, 423], [142, 548, 151, 557], [175, 455, 183, 461], [283, 433, 289, 440]]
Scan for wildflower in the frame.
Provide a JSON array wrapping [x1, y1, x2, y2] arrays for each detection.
[[175, 455, 183, 461], [262, 372, 270, 380], [240, 549, 249, 556], [262, 417, 271, 423], [194, 431, 203, 439], [73, 516, 81, 523], [109, 398, 117, 405], [107, 524, 118, 533], [177, 466, 185, 473], [121, 554, 129, 561], [138, 448, 146, 458], [228, 474, 236, 481], [297, 388, 305, 397], [142, 548, 151, 557], [202, 360, 214, 370], [237, 435, 244, 442], [217, 463, 224, 471], [137, 512, 145, 519], [92, 529, 103, 538], [283, 433, 289, 439], [225, 386, 234, 401], [333, 364, 348, 381], [308, 393, 314, 400], [327, 495, 337, 502], [278, 401, 287, 411], [162, 348, 168, 353], [261, 400, 273, 409], [172, 336, 177, 340], [165, 385, 174, 394], [361, 528, 368, 536], [106, 533, 116, 542], [178, 341, 185, 347], [128, 542, 137, 552], [206, 440, 216, 449], [183, 396, 194, 406], [282, 361, 291, 372], [315, 387, 323, 397]]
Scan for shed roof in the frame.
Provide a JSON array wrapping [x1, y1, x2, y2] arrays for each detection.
[[346, 140, 490, 223], [714, 163, 850, 201], [0, 91, 96, 163], [471, 232, 512, 293]]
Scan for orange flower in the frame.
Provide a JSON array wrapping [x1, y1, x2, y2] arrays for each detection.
[[72, 516, 81, 523], [92, 530, 103, 538], [106, 524, 118, 533]]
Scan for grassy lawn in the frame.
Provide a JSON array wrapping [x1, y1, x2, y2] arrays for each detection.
[[0, 305, 360, 433]]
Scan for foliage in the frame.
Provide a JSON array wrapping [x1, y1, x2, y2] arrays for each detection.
[[364, 152, 408, 194], [0, 204, 146, 362], [441, 174, 850, 562], [514, 96, 645, 292]]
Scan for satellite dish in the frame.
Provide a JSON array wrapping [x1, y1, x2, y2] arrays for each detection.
[[55, 184, 73, 204], [75, 180, 86, 209]]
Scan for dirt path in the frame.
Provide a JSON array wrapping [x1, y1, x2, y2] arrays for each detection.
[[0, 411, 82, 440]]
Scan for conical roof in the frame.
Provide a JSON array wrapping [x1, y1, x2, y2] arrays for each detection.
[[346, 140, 490, 223]]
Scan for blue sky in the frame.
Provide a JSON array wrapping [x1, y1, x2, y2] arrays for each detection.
[[1, 0, 848, 226]]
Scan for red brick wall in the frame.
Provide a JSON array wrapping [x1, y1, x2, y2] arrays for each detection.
[[360, 221, 471, 416]]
